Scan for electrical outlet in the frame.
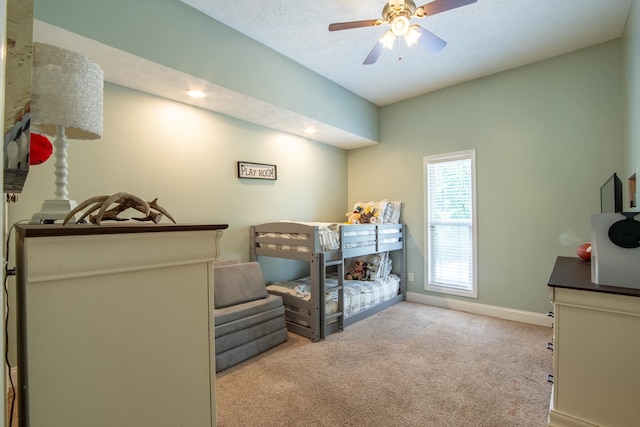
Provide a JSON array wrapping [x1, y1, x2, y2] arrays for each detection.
[[408, 273, 414, 282]]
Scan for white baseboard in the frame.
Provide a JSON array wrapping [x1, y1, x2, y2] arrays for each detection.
[[406, 292, 553, 327], [548, 409, 599, 427]]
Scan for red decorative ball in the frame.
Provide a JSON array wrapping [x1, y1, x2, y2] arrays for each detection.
[[577, 242, 592, 262], [29, 133, 53, 165]]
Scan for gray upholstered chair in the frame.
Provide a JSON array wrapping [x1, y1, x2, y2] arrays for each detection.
[[213, 261, 287, 372]]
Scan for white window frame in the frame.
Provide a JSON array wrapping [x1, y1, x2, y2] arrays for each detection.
[[423, 149, 477, 298]]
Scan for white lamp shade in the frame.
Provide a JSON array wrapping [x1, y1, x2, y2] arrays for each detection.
[[31, 42, 104, 140]]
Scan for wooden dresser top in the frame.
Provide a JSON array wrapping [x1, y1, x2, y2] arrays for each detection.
[[16, 223, 229, 238], [548, 256, 640, 297]]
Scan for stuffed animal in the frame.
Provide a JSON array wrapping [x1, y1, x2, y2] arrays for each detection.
[[345, 260, 371, 281], [360, 210, 377, 224], [345, 203, 379, 224], [361, 263, 372, 281], [345, 210, 361, 224], [359, 203, 379, 224], [345, 260, 364, 280]]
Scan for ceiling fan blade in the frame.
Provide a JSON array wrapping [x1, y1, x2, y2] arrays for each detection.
[[418, 0, 477, 17], [363, 41, 385, 65], [415, 26, 447, 52], [329, 19, 382, 31]]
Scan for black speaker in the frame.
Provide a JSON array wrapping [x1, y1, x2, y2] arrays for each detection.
[[591, 213, 640, 289], [608, 213, 640, 249]]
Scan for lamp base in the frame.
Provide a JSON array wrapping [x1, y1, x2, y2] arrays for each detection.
[[30, 199, 78, 224]]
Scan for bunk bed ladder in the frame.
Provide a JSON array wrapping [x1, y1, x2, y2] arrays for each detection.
[[249, 226, 256, 261], [320, 253, 344, 338], [334, 259, 345, 333], [311, 253, 322, 342]]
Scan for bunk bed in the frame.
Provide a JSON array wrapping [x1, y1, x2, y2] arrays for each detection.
[[249, 221, 406, 341]]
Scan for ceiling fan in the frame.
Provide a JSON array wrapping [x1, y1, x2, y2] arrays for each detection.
[[328, 0, 477, 64]]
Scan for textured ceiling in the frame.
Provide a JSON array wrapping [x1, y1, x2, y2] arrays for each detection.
[[181, 0, 633, 106], [35, 1, 633, 149]]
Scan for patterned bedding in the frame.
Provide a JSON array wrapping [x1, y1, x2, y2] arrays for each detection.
[[267, 273, 401, 318]]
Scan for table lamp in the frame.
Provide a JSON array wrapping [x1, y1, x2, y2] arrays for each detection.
[[30, 42, 103, 224]]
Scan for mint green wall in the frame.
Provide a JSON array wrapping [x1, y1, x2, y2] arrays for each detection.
[[624, 0, 640, 206], [6, 83, 347, 365], [9, 83, 348, 261], [348, 41, 625, 314], [26, 0, 360, 371], [5, 0, 631, 374], [34, 0, 379, 142], [21, 1, 636, 319]]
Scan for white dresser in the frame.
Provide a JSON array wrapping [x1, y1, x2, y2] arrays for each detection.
[[15, 223, 227, 427], [548, 256, 640, 427]]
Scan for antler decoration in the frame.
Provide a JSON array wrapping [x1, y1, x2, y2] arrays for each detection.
[[63, 192, 176, 225]]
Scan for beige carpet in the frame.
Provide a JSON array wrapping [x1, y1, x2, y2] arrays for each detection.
[[216, 302, 553, 427]]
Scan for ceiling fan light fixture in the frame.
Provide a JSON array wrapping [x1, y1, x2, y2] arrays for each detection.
[[380, 31, 396, 50], [391, 15, 410, 36], [405, 25, 421, 47], [328, 0, 476, 65]]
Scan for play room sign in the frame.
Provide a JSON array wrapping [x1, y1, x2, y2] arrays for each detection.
[[237, 161, 277, 180]]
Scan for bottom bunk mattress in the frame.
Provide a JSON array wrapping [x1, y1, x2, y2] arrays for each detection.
[[267, 273, 401, 321]]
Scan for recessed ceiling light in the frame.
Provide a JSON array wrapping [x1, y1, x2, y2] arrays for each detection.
[[187, 90, 206, 98]]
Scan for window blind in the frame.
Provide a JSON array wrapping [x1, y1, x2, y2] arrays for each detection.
[[427, 155, 474, 292]]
